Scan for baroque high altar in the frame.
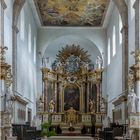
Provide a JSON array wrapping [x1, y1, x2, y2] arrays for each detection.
[[39, 45, 105, 130]]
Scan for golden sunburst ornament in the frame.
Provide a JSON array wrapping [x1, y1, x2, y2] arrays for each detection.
[[56, 44, 91, 64], [56, 44, 91, 74]]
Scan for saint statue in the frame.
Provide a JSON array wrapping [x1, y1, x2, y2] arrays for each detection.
[[5, 93, 14, 113], [95, 56, 103, 69], [127, 89, 139, 113], [88, 99, 95, 113], [49, 98, 55, 113], [102, 116, 110, 129], [37, 96, 44, 112], [100, 96, 106, 112]]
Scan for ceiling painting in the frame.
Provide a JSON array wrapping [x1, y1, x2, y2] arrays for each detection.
[[35, 0, 108, 26]]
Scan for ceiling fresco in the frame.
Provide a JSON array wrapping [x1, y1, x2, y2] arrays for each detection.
[[35, 0, 108, 26]]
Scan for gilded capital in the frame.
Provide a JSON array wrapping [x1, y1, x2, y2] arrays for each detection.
[[131, 49, 140, 63], [0, 46, 12, 86]]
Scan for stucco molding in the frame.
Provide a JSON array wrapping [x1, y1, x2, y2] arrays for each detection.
[[1, 0, 7, 10], [12, 25, 19, 34]]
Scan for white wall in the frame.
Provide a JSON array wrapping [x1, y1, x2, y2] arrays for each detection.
[[38, 27, 106, 55], [16, 1, 38, 122], [106, 0, 136, 121], [127, 0, 135, 66], [106, 4, 123, 119], [4, 0, 14, 65]]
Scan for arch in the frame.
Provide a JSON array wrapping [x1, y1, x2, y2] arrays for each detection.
[[13, 0, 26, 27], [113, 0, 128, 27], [43, 34, 102, 54], [43, 35, 102, 67]]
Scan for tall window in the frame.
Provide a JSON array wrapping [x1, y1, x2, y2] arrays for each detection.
[[112, 26, 116, 56], [28, 24, 32, 53], [119, 15, 122, 45], [20, 8, 25, 41], [108, 38, 111, 65], [34, 36, 36, 63]]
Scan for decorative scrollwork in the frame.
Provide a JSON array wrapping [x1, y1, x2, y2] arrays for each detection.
[[0, 46, 12, 87]]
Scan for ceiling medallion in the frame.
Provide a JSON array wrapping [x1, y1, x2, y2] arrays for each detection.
[[52, 44, 91, 75]]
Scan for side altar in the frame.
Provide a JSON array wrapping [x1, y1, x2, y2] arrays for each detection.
[[38, 45, 106, 132]]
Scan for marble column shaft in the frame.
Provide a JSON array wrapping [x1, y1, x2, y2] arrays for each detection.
[[44, 80, 48, 112], [54, 81, 57, 112], [96, 83, 100, 112]]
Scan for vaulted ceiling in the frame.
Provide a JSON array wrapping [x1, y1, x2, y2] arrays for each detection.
[[34, 0, 109, 26]]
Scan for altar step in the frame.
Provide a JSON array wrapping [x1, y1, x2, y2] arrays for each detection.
[[42, 136, 94, 140]]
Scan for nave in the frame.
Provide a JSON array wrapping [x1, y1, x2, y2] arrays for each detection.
[[0, 0, 140, 140]]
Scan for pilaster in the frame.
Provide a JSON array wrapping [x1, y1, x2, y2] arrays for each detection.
[[0, 0, 6, 47], [12, 25, 19, 93], [133, 0, 140, 50], [0, 1, 7, 139]]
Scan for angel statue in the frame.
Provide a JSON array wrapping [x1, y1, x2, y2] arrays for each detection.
[[95, 56, 103, 69], [100, 96, 106, 113]]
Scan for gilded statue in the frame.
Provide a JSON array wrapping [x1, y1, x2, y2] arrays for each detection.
[[49, 98, 55, 113], [88, 99, 95, 113]]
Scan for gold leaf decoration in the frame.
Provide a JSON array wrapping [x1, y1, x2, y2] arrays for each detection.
[[56, 44, 91, 64]]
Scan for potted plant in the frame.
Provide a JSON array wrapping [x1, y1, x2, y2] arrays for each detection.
[[41, 122, 56, 139]]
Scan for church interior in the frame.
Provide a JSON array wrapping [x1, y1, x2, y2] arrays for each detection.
[[0, 0, 140, 140]]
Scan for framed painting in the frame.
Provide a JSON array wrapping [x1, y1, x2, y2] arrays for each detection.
[[63, 85, 80, 111]]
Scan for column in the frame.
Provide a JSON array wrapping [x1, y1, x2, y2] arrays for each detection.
[[57, 76, 62, 112], [96, 83, 100, 113], [87, 81, 90, 112], [0, 1, 6, 139], [54, 81, 57, 112], [44, 79, 48, 112]]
